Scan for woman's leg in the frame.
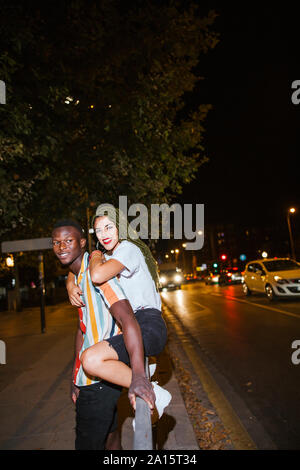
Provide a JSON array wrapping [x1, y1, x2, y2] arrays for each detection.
[[80, 340, 132, 388]]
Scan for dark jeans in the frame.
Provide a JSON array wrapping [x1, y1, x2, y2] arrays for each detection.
[[75, 380, 122, 450]]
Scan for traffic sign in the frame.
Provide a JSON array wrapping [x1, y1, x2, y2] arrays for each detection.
[[1, 238, 52, 254]]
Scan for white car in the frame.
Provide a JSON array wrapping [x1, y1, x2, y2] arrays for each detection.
[[242, 258, 300, 301]]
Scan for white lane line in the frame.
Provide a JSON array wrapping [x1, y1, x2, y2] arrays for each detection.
[[191, 301, 213, 315], [209, 293, 300, 320]]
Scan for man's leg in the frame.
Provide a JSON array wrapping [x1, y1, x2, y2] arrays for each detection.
[[75, 381, 122, 450], [105, 429, 122, 450], [105, 404, 122, 450]]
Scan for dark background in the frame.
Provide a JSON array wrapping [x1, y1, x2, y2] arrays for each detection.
[[178, 3, 299, 231]]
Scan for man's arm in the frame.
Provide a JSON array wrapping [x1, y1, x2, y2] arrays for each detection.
[[71, 318, 84, 404], [110, 299, 155, 410]]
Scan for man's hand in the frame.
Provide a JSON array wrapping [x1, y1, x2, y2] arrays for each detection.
[[128, 373, 155, 411], [68, 284, 85, 307], [71, 382, 80, 404]]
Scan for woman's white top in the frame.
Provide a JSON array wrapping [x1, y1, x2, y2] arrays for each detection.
[[105, 240, 161, 313]]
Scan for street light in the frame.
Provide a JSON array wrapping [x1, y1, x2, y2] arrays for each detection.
[[287, 207, 296, 260], [6, 255, 14, 267], [262, 251, 268, 258]]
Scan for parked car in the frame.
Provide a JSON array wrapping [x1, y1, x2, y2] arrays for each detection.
[[159, 269, 183, 290], [242, 258, 300, 301]]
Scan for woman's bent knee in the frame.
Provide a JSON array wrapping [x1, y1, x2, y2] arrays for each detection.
[[81, 349, 93, 373]]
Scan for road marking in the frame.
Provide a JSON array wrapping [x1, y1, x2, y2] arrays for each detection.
[[210, 293, 300, 320], [192, 301, 212, 315], [164, 306, 257, 450]]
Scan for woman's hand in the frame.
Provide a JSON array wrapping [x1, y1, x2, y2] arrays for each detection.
[[90, 250, 105, 264]]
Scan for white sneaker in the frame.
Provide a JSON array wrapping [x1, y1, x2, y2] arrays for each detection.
[[152, 381, 172, 419], [149, 363, 157, 378], [132, 381, 172, 431]]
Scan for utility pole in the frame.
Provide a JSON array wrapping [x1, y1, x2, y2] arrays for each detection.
[[86, 207, 92, 253], [287, 208, 296, 260], [38, 253, 46, 334]]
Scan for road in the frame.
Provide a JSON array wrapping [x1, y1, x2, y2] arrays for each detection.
[[161, 281, 300, 450]]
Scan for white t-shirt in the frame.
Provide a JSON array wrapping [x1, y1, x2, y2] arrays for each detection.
[[105, 240, 161, 313]]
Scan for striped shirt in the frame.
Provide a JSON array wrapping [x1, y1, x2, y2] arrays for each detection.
[[73, 252, 126, 387]]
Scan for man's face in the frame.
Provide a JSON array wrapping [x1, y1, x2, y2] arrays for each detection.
[[52, 226, 86, 266]]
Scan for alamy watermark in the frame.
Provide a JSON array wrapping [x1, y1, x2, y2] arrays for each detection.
[[291, 340, 300, 365], [0, 340, 6, 365], [93, 196, 204, 250], [0, 80, 6, 104], [291, 80, 300, 105]]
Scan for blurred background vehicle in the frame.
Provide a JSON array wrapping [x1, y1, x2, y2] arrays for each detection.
[[159, 267, 183, 290], [205, 267, 243, 285], [205, 270, 220, 285], [219, 267, 244, 285]]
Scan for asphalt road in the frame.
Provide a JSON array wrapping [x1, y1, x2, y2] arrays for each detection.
[[161, 281, 300, 450]]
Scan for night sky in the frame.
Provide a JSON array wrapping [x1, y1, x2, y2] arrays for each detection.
[[179, 4, 300, 230]]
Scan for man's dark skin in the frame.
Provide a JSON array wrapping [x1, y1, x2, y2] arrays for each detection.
[[52, 225, 155, 449]]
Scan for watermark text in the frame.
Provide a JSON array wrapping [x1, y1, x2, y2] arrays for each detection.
[[291, 340, 300, 365], [95, 196, 204, 250], [0, 81, 6, 104], [0, 340, 6, 365]]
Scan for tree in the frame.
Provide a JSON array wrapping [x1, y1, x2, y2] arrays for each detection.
[[0, 0, 218, 239]]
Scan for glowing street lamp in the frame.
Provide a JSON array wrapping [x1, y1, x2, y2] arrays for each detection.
[[6, 255, 14, 267], [262, 251, 268, 258]]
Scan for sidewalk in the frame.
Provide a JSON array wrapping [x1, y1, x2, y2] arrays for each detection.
[[0, 302, 199, 450]]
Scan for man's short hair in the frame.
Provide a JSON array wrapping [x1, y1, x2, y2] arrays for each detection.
[[52, 219, 85, 237]]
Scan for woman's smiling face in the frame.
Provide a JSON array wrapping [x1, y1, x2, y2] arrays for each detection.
[[94, 216, 119, 252]]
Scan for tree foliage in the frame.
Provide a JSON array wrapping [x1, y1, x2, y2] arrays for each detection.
[[0, 0, 218, 240]]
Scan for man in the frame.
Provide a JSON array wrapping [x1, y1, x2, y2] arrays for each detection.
[[52, 219, 155, 450]]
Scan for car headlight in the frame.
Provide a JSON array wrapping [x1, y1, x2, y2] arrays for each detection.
[[212, 276, 219, 282], [274, 276, 288, 284], [174, 274, 182, 283], [160, 276, 167, 284]]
